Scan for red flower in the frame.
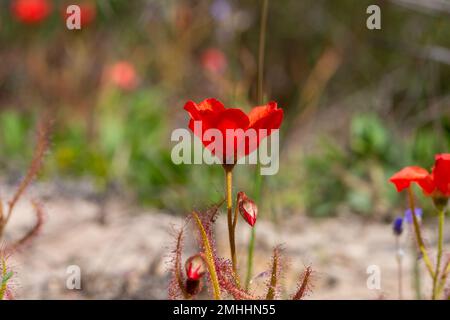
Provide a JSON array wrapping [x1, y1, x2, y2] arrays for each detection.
[[11, 0, 52, 24], [237, 191, 258, 227], [105, 61, 138, 91], [389, 154, 450, 197], [201, 48, 227, 74], [184, 98, 283, 163]]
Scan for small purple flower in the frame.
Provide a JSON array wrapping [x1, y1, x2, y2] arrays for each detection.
[[210, 0, 232, 22], [393, 216, 403, 236], [404, 208, 423, 224]]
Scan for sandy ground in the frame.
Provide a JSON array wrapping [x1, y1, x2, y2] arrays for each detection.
[[1, 182, 448, 300]]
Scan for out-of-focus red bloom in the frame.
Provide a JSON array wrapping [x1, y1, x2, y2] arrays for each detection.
[[185, 255, 206, 281], [11, 0, 52, 24], [389, 166, 430, 193], [237, 191, 258, 227], [201, 48, 227, 74], [63, 2, 96, 27], [184, 98, 283, 163], [389, 154, 450, 197], [105, 61, 138, 91]]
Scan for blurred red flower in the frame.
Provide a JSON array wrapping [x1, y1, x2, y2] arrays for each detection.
[[201, 48, 227, 75], [11, 0, 52, 24], [105, 61, 138, 91], [389, 154, 450, 197], [184, 98, 283, 163], [63, 2, 96, 27]]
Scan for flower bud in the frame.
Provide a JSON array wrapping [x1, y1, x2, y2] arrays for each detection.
[[185, 254, 206, 281], [185, 278, 202, 296], [237, 191, 258, 227], [432, 196, 448, 211], [392, 216, 403, 236]]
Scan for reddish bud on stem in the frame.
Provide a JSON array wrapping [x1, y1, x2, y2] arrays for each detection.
[[185, 254, 206, 281], [237, 192, 258, 227]]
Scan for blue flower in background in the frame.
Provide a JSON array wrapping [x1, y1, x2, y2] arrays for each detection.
[[404, 208, 423, 224], [210, 0, 232, 22], [393, 216, 403, 236]]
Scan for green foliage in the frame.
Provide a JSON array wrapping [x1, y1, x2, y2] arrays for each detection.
[[0, 89, 226, 213], [350, 114, 389, 159], [0, 111, 33, 169], [303, 140, 347, 217], [48, 89, 190, 209]]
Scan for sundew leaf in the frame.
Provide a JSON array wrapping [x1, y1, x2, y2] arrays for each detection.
[[266, 247, 281, 300], [0, 258, 12, 300], [1, 271, 13, 286], [192, 211, 221, 300]]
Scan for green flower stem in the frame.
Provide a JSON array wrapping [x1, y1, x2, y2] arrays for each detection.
[[407, 187, 435, 278], [232, 197, 239, 239], [436, 261, 449, 296], [224, 165, 239, 284], [245, 166, 262, 290], [432, 208, 445, 300], [245, 225, 256, 289]]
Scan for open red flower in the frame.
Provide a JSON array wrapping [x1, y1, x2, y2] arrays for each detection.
[[389, 153, 450, 197], [184, 98, 283, 163], [11, 0, 52, 24]]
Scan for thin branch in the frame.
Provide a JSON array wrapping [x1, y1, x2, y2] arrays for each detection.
[[4, 121, 51, 226], [9, 201, 45, 252]]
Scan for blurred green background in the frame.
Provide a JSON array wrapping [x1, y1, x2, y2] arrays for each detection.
[[1, 0, 450, 218]]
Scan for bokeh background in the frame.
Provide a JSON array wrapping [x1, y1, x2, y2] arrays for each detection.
[[0, 0, 449, 299]]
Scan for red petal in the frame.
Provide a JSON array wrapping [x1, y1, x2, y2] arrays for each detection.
[[186, 106, 250, 163], [389, 166, 430, 192], [248, 102, 284, 131], [432, 154, 450, 196], [209, 108, 250, 162], [184, 98, 226, 138], [214, 108, 249, 132], [185, 99, 226, 148], [184, 98, 225, 120], [244, 102, 283, 156]]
